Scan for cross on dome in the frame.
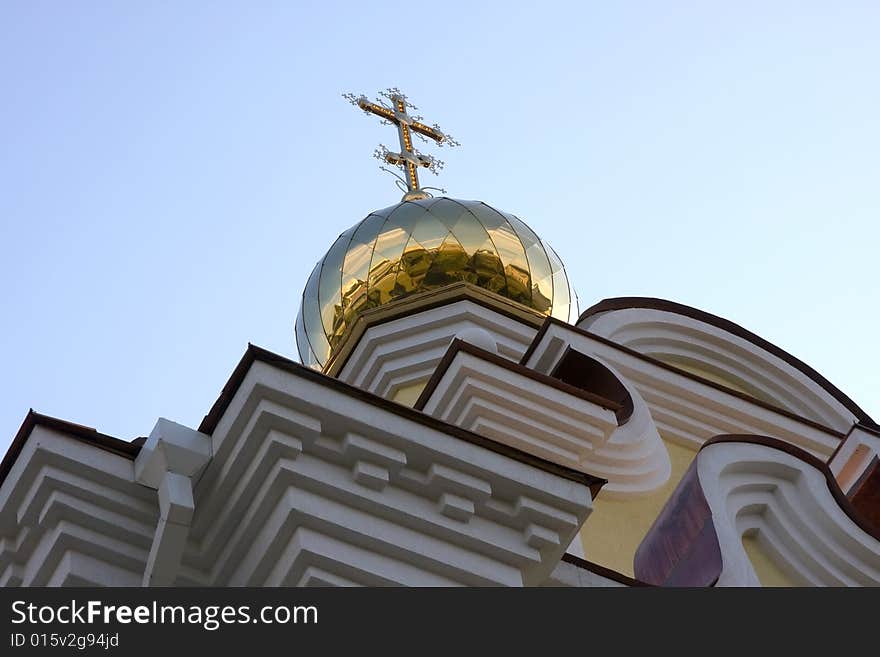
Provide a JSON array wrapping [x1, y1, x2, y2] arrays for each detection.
[[344, 88, 459, 201]]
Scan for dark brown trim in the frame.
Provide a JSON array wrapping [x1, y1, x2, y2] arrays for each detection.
[[580, 297, 876, 428], [828, 422, 880, 467], [0, 410, 142, 488], [522, 317, 847, 441], [413, 339, 622, 418], [825, 426, 850, 466], [412, 338, 470, 412], [199, 344, 607, 497], [560, 553, 653, 587], [702, 434, 880, 541], [853, 422, 880, 439], [199, 343, 265, 435], [518, 318, 552, 367]]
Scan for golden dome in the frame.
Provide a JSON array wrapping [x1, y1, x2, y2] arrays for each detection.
[[295, 197, 578, 369]]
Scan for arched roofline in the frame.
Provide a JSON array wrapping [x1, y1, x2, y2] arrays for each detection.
[[579, 297, 875, 428], [704, 433, 880, 541]]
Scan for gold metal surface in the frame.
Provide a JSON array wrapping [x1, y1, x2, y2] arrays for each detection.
[[296, 197, 578, 370]]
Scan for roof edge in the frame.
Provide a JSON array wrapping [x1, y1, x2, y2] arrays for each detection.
[[200, 343, 607, 497], [413, 338, 622, 416], [703, 433, 880, 541], [0, 410, 142, 488], [579, 297, 875, 428], [523, 316, 847, 440]]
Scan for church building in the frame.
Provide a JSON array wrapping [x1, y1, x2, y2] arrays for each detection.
[[2, 90, 878, 587]]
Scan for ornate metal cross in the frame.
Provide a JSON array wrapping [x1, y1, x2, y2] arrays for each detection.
[[344, 88, 458, 201]]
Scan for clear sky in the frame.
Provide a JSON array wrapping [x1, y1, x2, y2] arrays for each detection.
[[1, 1, 878, 451]]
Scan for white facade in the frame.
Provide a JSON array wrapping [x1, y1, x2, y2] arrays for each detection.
[[2, 288, 879, 586]]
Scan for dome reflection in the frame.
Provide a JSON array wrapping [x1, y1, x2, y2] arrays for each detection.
[[295, 197, 577, 369]]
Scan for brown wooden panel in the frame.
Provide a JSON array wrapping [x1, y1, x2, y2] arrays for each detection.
[[848, 456, 880, 534], [633, 460, 722, 587]]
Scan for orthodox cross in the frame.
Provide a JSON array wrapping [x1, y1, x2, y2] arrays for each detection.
[[344, 88, 458, 201]]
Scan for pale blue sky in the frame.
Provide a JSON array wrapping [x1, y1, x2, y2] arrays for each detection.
[[1, 1, 877, 450]]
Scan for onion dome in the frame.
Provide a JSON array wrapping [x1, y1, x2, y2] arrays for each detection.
[[295, 197, 578, 369]]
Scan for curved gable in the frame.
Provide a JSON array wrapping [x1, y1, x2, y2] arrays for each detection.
[[635, 434, 880, 586], [578, 297, 873, 434]]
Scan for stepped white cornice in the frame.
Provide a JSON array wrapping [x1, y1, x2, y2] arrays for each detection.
[[634, 435, 880, 586], [522, 318, 845, 458], [416, 340, 670, 498], [578, 298, 874, 434], [185, 345, 603, 586], [0, 413, 155, 586], [0, 348, 603, 587], [329, 283, 543, 400]]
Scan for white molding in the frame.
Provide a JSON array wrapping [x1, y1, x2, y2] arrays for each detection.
[[1, 369, 595, 587], [337, 300, 538, 399], [0, 427, 157, 587], [420, 348, 670, 498], [580, 307, 858, 432], [134, 419, 212, 586], [696, 441, 880, 586], [524, 322, 843, 459], [184, 360, 595, 586]]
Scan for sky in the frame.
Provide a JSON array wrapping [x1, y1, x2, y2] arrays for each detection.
[[1, 1, 878, 452]]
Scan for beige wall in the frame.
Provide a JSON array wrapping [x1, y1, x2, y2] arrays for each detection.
[[579, 436, 802, 585], [741, 533, 797, 587], [391, 382, 426, 407], [579, 438, 697, 577]]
